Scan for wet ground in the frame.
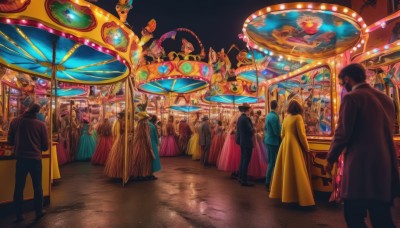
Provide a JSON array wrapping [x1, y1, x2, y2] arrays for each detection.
[[1, 156, 399, 228]]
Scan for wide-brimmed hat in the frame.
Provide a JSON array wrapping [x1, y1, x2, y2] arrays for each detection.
[[137, 112, 150, 120], [201, 115, 209, 121], [238, 103, 251, 112]]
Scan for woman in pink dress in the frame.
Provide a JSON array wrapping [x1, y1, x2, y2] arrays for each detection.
[[57, 110, 69, 165], [91, 118, 114, 165], [208, 121, 225, 165], [247, 111, 268, 178], [217, 113, 241, 177], [159, 115, 179, 156]]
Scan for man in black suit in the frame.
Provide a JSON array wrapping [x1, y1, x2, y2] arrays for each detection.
[[236, 103, 254, 187]]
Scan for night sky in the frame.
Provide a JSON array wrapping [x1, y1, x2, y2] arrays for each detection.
[[93, 0, 351, 51]]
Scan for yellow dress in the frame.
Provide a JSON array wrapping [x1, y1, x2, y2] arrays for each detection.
[[269, 114, 315, 206], [188, 123, 201, 160]]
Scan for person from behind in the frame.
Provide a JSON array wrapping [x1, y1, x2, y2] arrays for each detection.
[[264, 100, 282, 191], [8, 104, 49, 222], [325, 63, 400, 227]]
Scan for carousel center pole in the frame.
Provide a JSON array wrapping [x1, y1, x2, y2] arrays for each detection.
[[250, 48, 260, 97], [48, 40, 57, 184]]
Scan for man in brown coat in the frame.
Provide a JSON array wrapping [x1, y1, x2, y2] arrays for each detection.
[[326, 64, 400, 227]]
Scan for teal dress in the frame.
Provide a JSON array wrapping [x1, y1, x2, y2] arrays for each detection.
[[76, 124, 96, 161], [149, 122, 161, 172]]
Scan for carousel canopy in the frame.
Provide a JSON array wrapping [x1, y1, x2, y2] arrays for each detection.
[[169, 105, 201, 113], [53, 88, 87, 97], [242, 3, 366, 60], [0, 0, 141, 85]]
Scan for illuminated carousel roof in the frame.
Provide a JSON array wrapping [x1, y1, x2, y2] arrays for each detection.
[[169, 105, 201, 113], [242, 3, 366, 60], [53, 88, 87, 97], [204, 79, 259, 104], [0, 0, 141, 85]]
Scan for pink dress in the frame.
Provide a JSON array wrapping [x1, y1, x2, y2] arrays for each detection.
[[247, 136, 268, 178], [159, 123, 180, 156], [208, 126, 225, 165], [217, 132, 241, 172], [57, 139, 69, 165], [91, 121, 114, 165]]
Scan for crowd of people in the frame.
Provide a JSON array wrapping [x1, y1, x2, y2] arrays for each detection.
[[7, 64, 400, 227]]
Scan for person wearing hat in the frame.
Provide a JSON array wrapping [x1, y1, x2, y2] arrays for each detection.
[[8, 103, 49, 222], [199, 115, 211, 165], [236, 103, 254, 186]]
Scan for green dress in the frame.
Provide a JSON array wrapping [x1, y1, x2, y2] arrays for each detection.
[[149, 122, 161, 172]]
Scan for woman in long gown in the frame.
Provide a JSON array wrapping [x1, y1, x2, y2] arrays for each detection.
[[208, 121, 225, 165], [91, 118, 114, 165], [57, 111, 70, 165], [178, 119, 192, 155], [128, 112, 155, 179], [150, 115, 161, 177], [76, 117, 96, 161], [217, 113, 241, 176], [187, 114, 202, 160], [159, 116, 179, 156], [248, 111, 268, 178], [104, 111, 126, 178], [69, 110, 80, 161], [269, 100, 315, 206]]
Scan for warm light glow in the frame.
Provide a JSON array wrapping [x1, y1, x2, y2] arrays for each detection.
[[343, 8, 348, 13], [320, 5, 326, 10], [267, 7, 271, 12], [296, 4, 302, 9], [307, 4, 313, 9], [332, 6, 338, 11], [280, 4, 285, 10]]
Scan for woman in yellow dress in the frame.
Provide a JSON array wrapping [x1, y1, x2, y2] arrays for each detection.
[[269, 100, 315, 206], [187, 113, 202, 160]]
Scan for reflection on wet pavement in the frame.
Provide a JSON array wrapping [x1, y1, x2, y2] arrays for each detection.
[[1, 156, 399, 227]]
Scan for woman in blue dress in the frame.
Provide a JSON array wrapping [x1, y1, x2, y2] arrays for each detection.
[[149, 115, 161, 177], [76, 117, 96, 161]]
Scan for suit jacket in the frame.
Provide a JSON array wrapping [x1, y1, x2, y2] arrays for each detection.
[[327, 83, 400, 201], [264, 110, 282, 146], [199, 121, 211, 147], [236, 113, 254, 148]]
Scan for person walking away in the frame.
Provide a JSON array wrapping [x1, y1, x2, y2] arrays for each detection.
[[269, 100, 315, 206], [264, 100, 282, 190], [8, 104, 49, 222], [325, 63, 400, 227], [236, 103, 254, 187], [199, 115, 211, 165]]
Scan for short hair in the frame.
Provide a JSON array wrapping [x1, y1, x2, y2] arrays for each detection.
[[27, 104, 41, 114], [150, 114, 157, 123], [287, 100, 303, 115], [270, 100, 278, 110], [217, 120, 222, 126], [338, 63, 366, 83], [256, 110, 262, 116]]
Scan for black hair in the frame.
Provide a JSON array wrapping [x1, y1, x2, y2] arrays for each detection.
[[270, 100, 278, 110], [217, 120, 222, 126], [338, 63, 366, 83], [287, 100, 303, 115]]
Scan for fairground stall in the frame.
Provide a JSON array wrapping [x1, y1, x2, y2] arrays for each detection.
[[0, 0, 141, 209], [241, 2, 366, 191]]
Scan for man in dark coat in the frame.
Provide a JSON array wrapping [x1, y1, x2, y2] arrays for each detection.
[[199, 115, 211, 165], [325, 64, 400, 227], [8, 104, 49, 222], [236, 103, 254, 186]]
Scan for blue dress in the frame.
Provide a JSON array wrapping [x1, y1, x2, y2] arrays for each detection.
[[76, 124, 96, 161], [149, 122, 161, 172]]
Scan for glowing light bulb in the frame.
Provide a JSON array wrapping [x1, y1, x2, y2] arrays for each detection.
[[343, 8, 348, 13], [332, 6, 338, 11]]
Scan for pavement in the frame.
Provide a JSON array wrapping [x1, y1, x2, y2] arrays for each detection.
[[1, 156, 399, 228]]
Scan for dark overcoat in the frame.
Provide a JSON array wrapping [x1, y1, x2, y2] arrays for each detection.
[[327, 83, 400, 201]]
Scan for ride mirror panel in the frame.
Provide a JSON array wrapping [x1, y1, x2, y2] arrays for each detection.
[[245, 7, 362, 59], [269, 66, 332, 135]]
